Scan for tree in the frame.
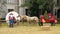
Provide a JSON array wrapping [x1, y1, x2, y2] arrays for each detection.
[[21, 0, 54, 16]]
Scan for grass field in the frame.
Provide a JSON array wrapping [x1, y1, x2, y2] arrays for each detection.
[[0, 23, 60, 34]]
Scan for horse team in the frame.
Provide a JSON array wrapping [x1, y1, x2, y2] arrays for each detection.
[[17, 13, 57, 26]]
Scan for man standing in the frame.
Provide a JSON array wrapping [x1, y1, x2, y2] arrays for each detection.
[[9, 13, 15, 27]]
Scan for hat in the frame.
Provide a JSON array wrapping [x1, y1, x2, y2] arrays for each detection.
[[9, 13, 13, 15], [40, 15, 44, 19], [48, 13, 52, 16]]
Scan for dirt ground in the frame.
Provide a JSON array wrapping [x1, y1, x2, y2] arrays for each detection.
[[0, 23, 60, 34]]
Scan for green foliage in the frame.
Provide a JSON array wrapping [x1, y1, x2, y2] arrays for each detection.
[[21, 0, 54, 9], [21, 0, 54, 16], [57, 18, 60, 24], [21, 0, 31, 7]]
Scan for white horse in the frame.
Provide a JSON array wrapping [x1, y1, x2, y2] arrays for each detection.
[[27, 16, 39, 23], [18, 15, 39, 23]]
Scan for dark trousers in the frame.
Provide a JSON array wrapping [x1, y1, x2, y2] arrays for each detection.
[[50, 22, 55, 26], [9, 24, 13, 27], [9, 20, 14, 27], [38, 22, 43, 26]]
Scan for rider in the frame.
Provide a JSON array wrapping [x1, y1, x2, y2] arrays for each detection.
[[39, 15, 45, 26], [48, 13, 57, 26]]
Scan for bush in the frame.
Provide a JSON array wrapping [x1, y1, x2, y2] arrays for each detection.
[[0, 18, 5, 20], [57, 18, 60, 24]]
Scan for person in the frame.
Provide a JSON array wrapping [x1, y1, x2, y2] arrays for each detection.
[[48, 13, 52, 18], [47, 13, 57, 26], [50, 16, 57, 26], [38, 15, 45, 26], [8, 13, 15, 27]]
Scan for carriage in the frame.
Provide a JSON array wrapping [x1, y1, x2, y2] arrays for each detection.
[[39, 13, 57, 26]]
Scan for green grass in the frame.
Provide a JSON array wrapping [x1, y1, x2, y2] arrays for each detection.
[[0, 22, 60, 34], [0, 24, 60, 34]]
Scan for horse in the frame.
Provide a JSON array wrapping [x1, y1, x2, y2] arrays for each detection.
[[26, 16, 39, 24], [17, 15, 39, 24]]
